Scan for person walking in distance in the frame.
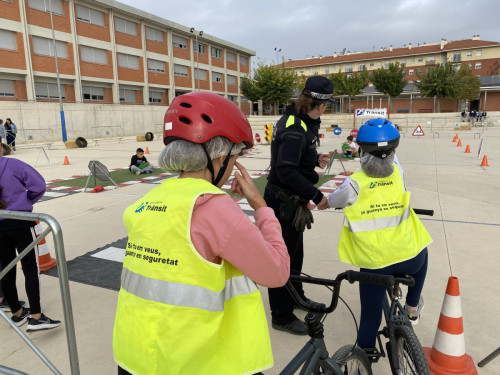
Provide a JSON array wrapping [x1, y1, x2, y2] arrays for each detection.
[[264, 76, 332, 335], [0, 136, 61, 331], [4, 118, 18, 151]]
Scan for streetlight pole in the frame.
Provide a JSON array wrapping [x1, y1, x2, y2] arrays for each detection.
[[274, 47, 281, 64], [190, 28, 203, 91]]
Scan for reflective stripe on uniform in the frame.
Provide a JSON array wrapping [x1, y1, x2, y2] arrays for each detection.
[[345, 207, 411, 232], [285, 115, 307, 132], [121, 267, 258, 312]]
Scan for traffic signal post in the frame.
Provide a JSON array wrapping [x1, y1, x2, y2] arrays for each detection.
[[264, 123, 273, 143]]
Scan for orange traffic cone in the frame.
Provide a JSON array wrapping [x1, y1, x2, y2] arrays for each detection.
[[34, 222, 57, 271], [457, 139, 462, 147], [480, 155, 489, 167], [145, 147, 150, 154], [464, 145, 471, 153], [453, 135, 458, 143], [423, 277, 477, 375], [63, 156, 70, 165]]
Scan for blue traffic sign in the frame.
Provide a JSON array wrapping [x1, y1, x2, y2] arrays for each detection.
[[333, 127, 342, 135]]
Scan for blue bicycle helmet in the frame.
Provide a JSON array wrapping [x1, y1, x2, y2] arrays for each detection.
[[356, 118, 400, 158]]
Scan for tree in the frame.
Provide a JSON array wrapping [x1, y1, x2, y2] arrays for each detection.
[[239, 61, 297, 114], [454, 64, 481, 103], [370, 62, 407, 112], [330, 70, 369, 113], [296, 74, 307, 92], [416, 63, 457, 112]]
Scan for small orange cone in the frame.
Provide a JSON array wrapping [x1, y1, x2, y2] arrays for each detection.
[[480, 155, 489, 167], [457, 139, 462, 147], [63, 156, 70, 165], [145, 147, 150, 154], [423, 276, 478, 375], [34, 222, 57, 271], [453, 135, 458, 143], [464, 145, 471, 153]]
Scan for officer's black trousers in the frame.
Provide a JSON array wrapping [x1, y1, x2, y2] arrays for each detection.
[[264, 189, 306, 325]]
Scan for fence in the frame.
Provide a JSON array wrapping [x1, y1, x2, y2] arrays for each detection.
[[0, 211, 80, 375], [89, 125, 124, 145]]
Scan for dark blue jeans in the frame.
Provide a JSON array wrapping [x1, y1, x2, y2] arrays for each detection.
[[358, 248, 428, 348]]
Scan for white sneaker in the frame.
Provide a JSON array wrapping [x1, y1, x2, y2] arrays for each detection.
[[405, 296, 424, 325], [135, 171, 141, 175]]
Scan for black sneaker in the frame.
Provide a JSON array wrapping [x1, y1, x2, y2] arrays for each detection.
[[293, 297, 326, 312], [11, 307, 30, 327], [0, 299, 25, 312], [26, 314, 61, 332], [272, 319, 308, 336]]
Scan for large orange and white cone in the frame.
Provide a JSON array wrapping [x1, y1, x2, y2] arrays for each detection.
[[423, 276, 477, 374], [34, 222, 57, 272]]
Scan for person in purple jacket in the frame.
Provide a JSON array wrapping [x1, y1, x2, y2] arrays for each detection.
[[0, 137, 60, 331]]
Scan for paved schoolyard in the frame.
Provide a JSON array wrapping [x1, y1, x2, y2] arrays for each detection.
[[1, 127, 499, 374]]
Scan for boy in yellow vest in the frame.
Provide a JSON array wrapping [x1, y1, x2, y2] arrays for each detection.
[[327, 118, 432, 355]]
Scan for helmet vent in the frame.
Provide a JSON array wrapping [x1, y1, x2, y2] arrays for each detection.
[[201, 114, 213, 124], [179, 116, 191, 124], [180, 102, 192, 108]]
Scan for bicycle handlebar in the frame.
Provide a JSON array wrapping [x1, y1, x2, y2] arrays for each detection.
[[413, 208, 434, 216], [345, 270, 395, 287]]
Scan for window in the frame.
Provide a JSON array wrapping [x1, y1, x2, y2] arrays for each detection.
[[35, 82, 65, 99], [369, 63, 374, 67], [149, 91, 162, 103], [466, 51, 472, 57], [402, 70, 406, 75], [193, 42, 205, 54], [409, 69, 414, 75], [475, 63, 482, 69], [240, 96, 248, 102], [211, 47, 221, 58], [226, 51, 235, 63], [82, 86, 104, 101], [476, 50, 482, 56], [324, 67, 329, 74], [239, 55, 247, 65], [452, 53, 461, 62], [0, 29, 16, 50], [312, 68, 317, 74], [28, 0, 63, 15], [0, 80, 15, 97], [384, 62, 389, 69], [346, 64, 353, 72], [346, 74, 352, 79], [212, 72, 222, 82], [32, 36, 67, 58], [147, 59, 165, 73], [417, 58, 423, 62], [377, 62, 381, 67], [194, 68, 206, 80], [228, 95, 237, 102], [117, 53, 139, 70], [227, 75, 236, 85], [409, 80, 414, 84], [119, 89, 136, 103], [76, 5, 104, 27], [400, 59, 406, 64], [427, 56, 435, 61], [331, 66, 335, 71], [299, 70, 304, 74], [358, 64, 366, 71], [417, 68, 422, 74], [172, 35, 187, 49], [115, 17, 136, 36], [410, 58, 415, 63], [467, 63, 472, 68], [80, 45, 107, 64], [174, 64, 188, 77], [145, 27, 163, 43]]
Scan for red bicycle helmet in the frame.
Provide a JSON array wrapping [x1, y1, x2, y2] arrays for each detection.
[[163, 92, 253, 149]]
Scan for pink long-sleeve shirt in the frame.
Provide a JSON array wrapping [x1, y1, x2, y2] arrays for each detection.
[[190, 193, 290, 288]]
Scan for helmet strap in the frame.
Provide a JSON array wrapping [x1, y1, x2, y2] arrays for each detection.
[[201, 143, 234, 186]]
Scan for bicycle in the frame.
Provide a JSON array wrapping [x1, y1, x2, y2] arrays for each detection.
[[280, 270, 398, 374], [364, 208, 434, 375]]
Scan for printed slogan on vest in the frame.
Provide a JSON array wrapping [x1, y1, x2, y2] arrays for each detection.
[[360, 201, 403, 215], [125, 242, 179, 265]]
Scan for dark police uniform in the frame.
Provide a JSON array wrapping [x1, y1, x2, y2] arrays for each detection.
[[264, 104, 325, 326]]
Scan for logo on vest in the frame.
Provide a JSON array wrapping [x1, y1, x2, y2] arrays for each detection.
[[135, 201, 168, 213], [369, 181, 393, 189]]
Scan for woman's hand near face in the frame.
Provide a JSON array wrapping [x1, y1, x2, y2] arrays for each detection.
[[231, 161, 267, 210]]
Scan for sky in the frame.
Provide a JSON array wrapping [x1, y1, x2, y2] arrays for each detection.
[[119, 0, 500, 67]]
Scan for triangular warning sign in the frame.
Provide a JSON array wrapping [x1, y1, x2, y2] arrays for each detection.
[[412, 125, 425, 136]]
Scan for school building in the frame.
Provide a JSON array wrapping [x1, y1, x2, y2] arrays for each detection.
[[284, 36, 500, 114], [0, 0, 254, 114]]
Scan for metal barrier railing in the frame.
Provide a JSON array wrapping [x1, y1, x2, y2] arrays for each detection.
[[0, 211, 80, 375]]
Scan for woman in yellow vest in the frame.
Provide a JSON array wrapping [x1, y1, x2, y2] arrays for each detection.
[[113, 92, 290, 375], [327, 118, 432, 354]]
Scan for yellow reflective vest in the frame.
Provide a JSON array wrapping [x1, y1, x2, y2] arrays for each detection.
[[338, 165, 432, 269], [113, 178, 273, 375]]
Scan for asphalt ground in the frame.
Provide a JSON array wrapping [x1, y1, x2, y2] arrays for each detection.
[[1, 127, 499, 374]]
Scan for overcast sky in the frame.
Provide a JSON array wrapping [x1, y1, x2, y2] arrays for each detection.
[[120, 0, 500, 66]]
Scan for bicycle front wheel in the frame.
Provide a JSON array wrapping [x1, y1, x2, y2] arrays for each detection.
[[392, 325, 430, 375], [330, 345, 373, 375]]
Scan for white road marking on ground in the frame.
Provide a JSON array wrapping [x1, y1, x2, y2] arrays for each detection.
[[43, 191, 69, 197], [91, 247, 125, 263]]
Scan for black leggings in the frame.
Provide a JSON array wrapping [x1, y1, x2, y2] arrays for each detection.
[[0, 226, 41, 314]]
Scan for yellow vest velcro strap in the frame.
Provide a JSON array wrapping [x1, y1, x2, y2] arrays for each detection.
[[121, 267, 258, 312], [345, 207, 411, 232]]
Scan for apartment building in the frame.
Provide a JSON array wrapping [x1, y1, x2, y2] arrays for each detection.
[[284, 36, 500, 113], [0, 0, 254, 114]]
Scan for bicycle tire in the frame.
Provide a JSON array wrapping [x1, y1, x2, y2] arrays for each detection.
[[388, 325, 430, 375], [330, 345, 373, 375]]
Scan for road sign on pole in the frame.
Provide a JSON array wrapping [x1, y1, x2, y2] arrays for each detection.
[[255, 133, 261, 143], [333, 127, 342, 135], [412, 125, 425, 136], [350, 128, 359, 138]]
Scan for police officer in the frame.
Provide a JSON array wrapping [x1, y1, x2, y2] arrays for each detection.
[[264, 76, 332, 335]]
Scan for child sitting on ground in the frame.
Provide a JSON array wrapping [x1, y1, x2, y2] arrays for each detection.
[[130, 148, 153, 174], [342, 135, 358, 158]]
